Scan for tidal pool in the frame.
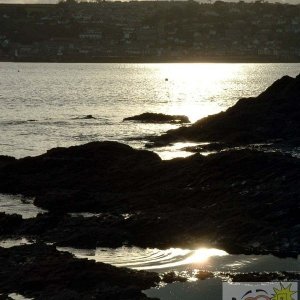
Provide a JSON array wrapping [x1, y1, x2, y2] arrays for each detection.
[[57, 246, 300, 300]]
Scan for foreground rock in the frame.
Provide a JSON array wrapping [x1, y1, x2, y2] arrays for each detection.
[[123, 112, 190, 124], [0, 142, 299, 256], [0, 243, 159, 300], [148, 74, 300, 148], [0, 155, 16, 168]]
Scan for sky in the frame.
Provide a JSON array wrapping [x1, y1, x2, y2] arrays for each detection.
[[0, 0, 299, 4]]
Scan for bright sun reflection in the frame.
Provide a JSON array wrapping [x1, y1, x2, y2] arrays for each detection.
[[59, 246, 229, 271], [151, 63, 242, 122], [131, 247, 229, 270], [184, 248, 228, 264]]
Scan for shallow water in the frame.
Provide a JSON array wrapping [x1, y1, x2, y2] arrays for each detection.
[[1, 63, 299, 159], [0, 238, 32, 248], [58, 246, 300, 272], [57, 245, 300, 299], [0, 194, 46, 218], [7, 294, 33, 300]]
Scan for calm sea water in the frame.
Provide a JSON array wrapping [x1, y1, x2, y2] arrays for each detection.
[[0, 62, 299, 159]]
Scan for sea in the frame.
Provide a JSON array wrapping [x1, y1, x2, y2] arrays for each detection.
[[0, 62, 299, 159], [0, 62, 300, 300]]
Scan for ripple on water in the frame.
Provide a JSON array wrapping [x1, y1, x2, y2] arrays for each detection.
[[57, 246, 229, 271], [57, 246, 300, 273]]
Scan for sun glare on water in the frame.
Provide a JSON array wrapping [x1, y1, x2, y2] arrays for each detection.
[[119, 247, 229, 270], [58, 246, 228, 271], [153, 63, 242, 122], [184, 248, 228, 265]]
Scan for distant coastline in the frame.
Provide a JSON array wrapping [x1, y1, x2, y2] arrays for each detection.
[[1, 56, 300, 63], [1, 2, 300, 64]]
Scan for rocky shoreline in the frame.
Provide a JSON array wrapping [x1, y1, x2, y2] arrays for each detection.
[[0, 243, 160, 300], [0, 144, 299, 256], [147, 74, 300, 150], [0, 74, 299, 299]]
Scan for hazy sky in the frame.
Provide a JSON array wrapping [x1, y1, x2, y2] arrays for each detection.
[[0, 0, 299, 3]]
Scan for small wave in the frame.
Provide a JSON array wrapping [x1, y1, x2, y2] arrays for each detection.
[[0, 120, 31, 126]]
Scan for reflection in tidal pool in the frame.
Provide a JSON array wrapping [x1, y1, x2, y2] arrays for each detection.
[[58, 246, 300, 273], [57, 245, 299, 300], [57, 246, 228, 270]]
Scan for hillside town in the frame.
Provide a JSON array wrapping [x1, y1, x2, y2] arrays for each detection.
[[0, 0, 300, 62]]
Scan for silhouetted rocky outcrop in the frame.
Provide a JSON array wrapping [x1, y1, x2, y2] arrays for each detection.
[[148, 74, 300, 148], [0, 142, 299, 255], [124, 112, 190, 124]]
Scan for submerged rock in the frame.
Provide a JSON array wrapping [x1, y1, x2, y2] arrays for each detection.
[[73, 115, 96, 120], [182, 142, 230, 153], [82, 114, 96, 119], [123, 112, 190, 124], [196, 271, 214, 280], [161, 272, 187, 283], [149, 74, 300, 147]]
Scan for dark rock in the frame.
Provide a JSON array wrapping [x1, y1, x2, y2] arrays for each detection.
[[182, 142, 231, 153], [0, 142, 299, 256], [0, 243, 160, 299], [73, 115, 96, 120], [0, 213, 22, 235], [149, 74, 300, 147], [196, 271, 214, 280], [124, 112, 190, 124], [82, 114, 95, 119], [16, 213, 130, 249], [161, 272, 187, 283], [0, 155, 16, 168], [0, 141, 160, 211]]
